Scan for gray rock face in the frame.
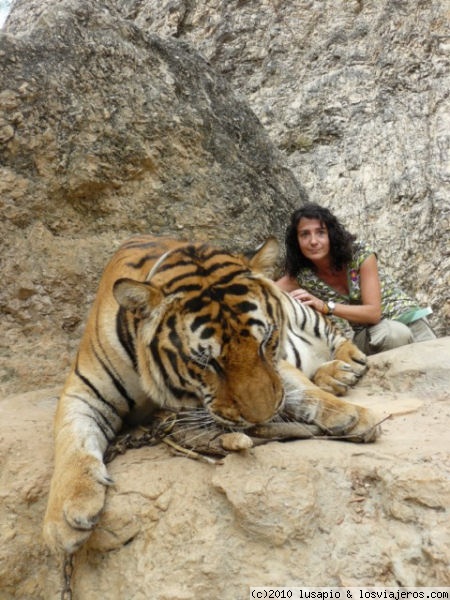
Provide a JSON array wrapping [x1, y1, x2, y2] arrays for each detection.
[[0, 0, 305, 396], [1, 0, 448, 400], [120, 0, 450, 336]]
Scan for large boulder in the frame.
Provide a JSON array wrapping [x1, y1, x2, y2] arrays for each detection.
[[0, 338, 449, 599], [0, 0, 305, 397]]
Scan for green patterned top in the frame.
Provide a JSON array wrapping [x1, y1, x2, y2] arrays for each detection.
[[297, 241, 427, 333]]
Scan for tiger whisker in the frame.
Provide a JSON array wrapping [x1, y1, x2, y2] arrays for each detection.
[[163, 418, 210, 433], [166, 429, 209, 445], [170, 422, 219, 438], [166, 425, 225, 449], [173, 415, 217, 429]]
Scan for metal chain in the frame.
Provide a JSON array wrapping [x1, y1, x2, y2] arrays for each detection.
[[61, 553, 74, 600], [58, 407, 384, 597], [58, 415, 177, 598], [104, 415, 176, 464]]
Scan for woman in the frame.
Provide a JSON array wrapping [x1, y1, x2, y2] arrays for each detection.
[[276, 203, 436, 354]]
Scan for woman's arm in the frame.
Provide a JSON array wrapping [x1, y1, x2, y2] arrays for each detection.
[[286, 254, 383, 324], [275, 275, 299, 293]]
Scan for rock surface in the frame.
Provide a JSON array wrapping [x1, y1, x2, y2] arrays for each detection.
[[0, 338, 449, 599], [1, 2, 449, 597], [0, 0, 305, 397], [116, 0, 450, 336], [1, 0, 448, 401]]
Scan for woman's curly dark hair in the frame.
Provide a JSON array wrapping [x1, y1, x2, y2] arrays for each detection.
[[284, 203, 356, 277]]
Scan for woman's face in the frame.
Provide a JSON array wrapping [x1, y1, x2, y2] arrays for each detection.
[[296, 217, 330, 263]]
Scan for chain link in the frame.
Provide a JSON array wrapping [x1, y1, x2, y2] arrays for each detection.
[[61, 553, 74, 600], [58, 407, 384, 596], [58, 413, 177, 598], [104, 414, 176, 464]]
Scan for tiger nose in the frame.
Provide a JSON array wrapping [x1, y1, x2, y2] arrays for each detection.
[[238, 389, 285, 425]]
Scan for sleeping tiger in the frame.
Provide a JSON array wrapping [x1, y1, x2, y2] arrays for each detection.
[[43, 235, 379, 554]]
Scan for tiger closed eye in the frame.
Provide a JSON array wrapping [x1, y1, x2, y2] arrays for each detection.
[[190, 349, 212, 367], [263, 324, 277, 342], [259, 326, 278, 356]]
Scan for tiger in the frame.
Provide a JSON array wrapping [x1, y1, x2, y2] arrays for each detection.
[[43, 234, 379, 554]]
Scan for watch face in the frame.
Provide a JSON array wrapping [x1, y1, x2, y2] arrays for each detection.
[[328, 301, 336, 311]]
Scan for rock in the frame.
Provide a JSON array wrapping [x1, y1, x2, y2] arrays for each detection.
[[119, 0, 450, 337], [0, 0, 305, 397], [0, 2, 448, 594], [0, 339, 449, 598]]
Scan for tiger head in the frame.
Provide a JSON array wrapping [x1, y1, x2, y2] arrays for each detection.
[[112, 238, 286, 428]]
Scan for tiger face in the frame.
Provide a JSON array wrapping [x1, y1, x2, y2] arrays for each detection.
[[112, 242, 285, 427]]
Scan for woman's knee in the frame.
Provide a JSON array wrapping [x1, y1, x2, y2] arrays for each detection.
[[367, 319, 413, 353]]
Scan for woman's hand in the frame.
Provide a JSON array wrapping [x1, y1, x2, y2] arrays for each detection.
[[290, 288, 327, 314], [288, 253, 382, 325]]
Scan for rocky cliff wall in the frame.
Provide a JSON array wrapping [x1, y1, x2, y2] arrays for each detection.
[[118, 0, 450, 336], [1, 0, 448, 399]]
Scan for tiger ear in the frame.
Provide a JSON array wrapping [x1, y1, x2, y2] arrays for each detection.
[[248, 237, 280, 278], [113, 278, 163, 316]]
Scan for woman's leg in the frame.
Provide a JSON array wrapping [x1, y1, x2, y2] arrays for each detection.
[[353, 319, 413, 355], [407, 318, 437, 342], [352, 328, 371, 355]]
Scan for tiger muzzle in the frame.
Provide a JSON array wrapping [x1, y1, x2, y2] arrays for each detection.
[[211, 363, 285, 427]]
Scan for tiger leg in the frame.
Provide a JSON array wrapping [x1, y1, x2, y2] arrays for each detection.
[[43, 394, 114, 554], [312, 339, 368, 396], [279, 360, 379, 442]]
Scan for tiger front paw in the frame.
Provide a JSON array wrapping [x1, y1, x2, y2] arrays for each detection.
[[43, 455, 113, 554], [334, 340, 368, 378], [284, 391, 358, 435], [313, 400, 380, 443], [313, 340, 368, 396], [340, 405, 381, 443], [313, 359, 361, 395]]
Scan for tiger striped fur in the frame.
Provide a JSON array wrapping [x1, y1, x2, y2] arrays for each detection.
[[43, 235, 379, 554]]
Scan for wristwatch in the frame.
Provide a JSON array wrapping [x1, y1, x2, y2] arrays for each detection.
[[327, 300, 336, 315]]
